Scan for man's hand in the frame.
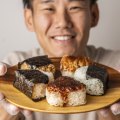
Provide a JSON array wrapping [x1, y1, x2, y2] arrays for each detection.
[[0, 62, 32, 118], [110, 102, 120, 115], [97, 67, 120, 120], [0, 62, 7, 76], [97, 102, 120, 120]]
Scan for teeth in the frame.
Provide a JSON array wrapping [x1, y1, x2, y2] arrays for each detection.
[[54, 36, 72, 41]]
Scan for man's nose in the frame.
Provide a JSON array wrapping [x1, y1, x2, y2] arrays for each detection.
[[55, 11, 73, 29]]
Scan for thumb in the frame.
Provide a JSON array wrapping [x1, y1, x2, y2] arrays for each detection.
[[0, 62, 8, 76], [110, 101, 120, 115]]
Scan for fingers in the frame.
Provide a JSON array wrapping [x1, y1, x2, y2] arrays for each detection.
[[4, 103, 20, 115], [0, 93, 20, 115], [0, 62, 8, 76], [97, 102, 120, 120], [0, 92, 33, 118], [97, 108, 119, 120], [97, 107, 115, 119], [110, 101, 120, 115], [0, 64, 33, 119], [21, 109, 33, 118]]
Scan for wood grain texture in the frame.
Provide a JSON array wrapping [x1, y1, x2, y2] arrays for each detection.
[[0, 58, 120, 114]]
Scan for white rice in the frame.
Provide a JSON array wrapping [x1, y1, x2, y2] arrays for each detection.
[[74, 66, 88, 80], [32, 83, 46, 99], [75, 78, 104, 95], [67, 90, 87, 106], [61, 70, 74, 78], [46, 90, 64, 106], [83, 78, 104, 95], [74, 66, 104, 95], [46, 89, 86, 106]]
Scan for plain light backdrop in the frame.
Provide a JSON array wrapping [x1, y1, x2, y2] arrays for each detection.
[[0, 0, 120, 60]]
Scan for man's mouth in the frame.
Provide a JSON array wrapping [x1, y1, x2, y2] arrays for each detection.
[[51, 35, 75, 41]]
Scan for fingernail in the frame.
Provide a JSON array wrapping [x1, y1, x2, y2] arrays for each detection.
[[0, 63, 7, 76]]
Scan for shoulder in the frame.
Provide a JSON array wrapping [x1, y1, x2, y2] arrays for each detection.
[[86, 45, 120, 69], [2, 48, 44, 66]]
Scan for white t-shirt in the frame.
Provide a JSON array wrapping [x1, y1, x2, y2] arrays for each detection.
[[2, 45, 120, 120]]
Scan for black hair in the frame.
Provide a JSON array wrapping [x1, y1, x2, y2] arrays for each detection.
[[23, 0, 32, 9], [23, 0, 98, 9], [91, 0, 98, 5]]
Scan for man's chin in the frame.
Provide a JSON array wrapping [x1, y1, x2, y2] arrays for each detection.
[[52, 50, 75, 57]]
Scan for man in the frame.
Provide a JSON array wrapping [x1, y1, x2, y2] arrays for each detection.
[[0, 0, 120, 119]]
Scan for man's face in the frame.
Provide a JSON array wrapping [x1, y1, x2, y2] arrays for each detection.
[[25, 0, 98, 57]]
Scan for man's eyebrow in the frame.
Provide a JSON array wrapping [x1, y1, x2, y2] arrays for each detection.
[[40, 0, 54, 3], [68, 0, 85, 1], [40, 0, 85, 3]]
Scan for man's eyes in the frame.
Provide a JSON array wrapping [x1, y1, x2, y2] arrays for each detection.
[[69, 6, 84, 11], [43, 8, 55, 12], [42, 6, 85, 13]]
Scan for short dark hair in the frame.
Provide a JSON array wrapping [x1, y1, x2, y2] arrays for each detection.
[[91, 0, 98, 5], [23, 0, 98, 9], [23, 0, 32, 9]]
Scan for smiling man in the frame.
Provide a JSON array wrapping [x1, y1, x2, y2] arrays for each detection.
[[24, 0, 98, 57], [0, 0, 120, 120]]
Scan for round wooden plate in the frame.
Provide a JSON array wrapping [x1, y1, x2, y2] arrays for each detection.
[[0, 59, 120, 114]]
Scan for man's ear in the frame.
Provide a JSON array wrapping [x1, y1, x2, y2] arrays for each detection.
[[24, 8, 34, 32], [90, 3, 99, 28]]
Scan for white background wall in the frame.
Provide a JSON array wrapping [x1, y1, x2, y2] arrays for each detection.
[[0, 0, 120, 60]]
